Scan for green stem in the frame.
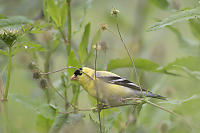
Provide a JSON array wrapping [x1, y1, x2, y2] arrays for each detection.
[[66, 0, 72, 54], [1, 102, 9, 133], [3, 47, 12, 100], [45, 89, 50, 104], [144, 99, 179, 117]]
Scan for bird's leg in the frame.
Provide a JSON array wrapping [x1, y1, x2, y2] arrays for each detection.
[[120, 97, 129, 104]]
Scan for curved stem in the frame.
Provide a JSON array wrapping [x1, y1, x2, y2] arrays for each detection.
[[3, 47, 12, 100]]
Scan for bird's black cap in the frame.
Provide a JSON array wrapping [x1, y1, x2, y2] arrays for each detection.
[[74, 68, 82, 76]]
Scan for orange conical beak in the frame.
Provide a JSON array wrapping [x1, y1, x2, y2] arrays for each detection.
[[70, 74, 77, 80]]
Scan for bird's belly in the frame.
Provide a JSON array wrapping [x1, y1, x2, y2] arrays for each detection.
[[82, 80, 137, 105], [98, 83, 136, 105]]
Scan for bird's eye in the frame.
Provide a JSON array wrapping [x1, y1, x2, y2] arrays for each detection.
[[74, 70, 82, 76]]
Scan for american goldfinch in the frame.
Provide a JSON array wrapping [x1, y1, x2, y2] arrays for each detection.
[[70, 67, 166, 105]]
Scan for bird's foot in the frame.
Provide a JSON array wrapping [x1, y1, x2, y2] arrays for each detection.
[[96, 103, 108, 111]]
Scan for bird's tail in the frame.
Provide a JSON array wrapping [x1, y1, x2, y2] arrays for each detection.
[[150, 94, 168, 100], [145, 91, 168, 100]]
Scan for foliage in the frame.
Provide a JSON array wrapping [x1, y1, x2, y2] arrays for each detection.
[[147, 7, 200, 31], [0, 0, 200, 133]]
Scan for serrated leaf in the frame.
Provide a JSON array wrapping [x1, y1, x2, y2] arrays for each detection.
[[0, 16, 32, 29], [147, 7, 200, 31], [107, 58, 160, 71], [18, 41, 46, 52], [189, 18, 200, 40], [67, 50, 80, 77], [78, 23, 91, 64], [9, 94, 56, 120], [149, 0, 169, 9]]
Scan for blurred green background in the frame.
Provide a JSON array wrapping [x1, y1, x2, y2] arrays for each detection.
[[0, 0, 200, 133]]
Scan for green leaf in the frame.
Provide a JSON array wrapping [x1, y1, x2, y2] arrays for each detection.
[[65, 113, 83, 125], [73, 0, 93, 34], [36, 115, 53, 133], [88, 29, 101, 59], [167, 26, 199, 47], [60, 2, 67, 28], [157, 56, 200, 79], [0, 16, 32, 29], [160, 94, 200, 105], [0, 49, 8, 56], [67, 50, 80, 77], [158, 56, 200, 72], [0, 16, 32, 47], [46, 0, 66, 28], [147, 7, 200, 31], [49, 113, 69, 133], [189, 18, 200, 40], [78, 23, 91, 64], [107, 58, 160, 71], [149, 0, 169, 9], [49, 113, 83, 133], [19, 41, 46, 52], [9, 94, 56, 120], [0, 14, 7, 19], [43, 0, 50, 21]]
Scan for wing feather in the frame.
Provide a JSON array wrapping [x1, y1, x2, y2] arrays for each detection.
[[97, 76, 146, 91]]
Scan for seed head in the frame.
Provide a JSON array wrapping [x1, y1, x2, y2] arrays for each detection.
[[99, 24, 108, 31], [40, 78, 47, 89], [0, 28, 21, 47], [28, 62, 38, 71], [111, 8, 120, 16], [33, 71, 41, 79]]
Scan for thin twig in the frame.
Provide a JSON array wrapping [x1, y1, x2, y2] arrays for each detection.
[[40, 66, 76, 75], [66, 0, 72, 46], [40, 66, 94, 81], [123, 97, 179, 116], [115, 19, 179, 117], [58, 28, 68, 44], [94, 43, 103, 133], [116, 23, 143, 95], [144, 99, 179, 117], [58, 103, 139, 114]]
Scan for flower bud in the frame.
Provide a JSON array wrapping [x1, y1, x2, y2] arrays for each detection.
[[40, 78, 47, 89], [33, 71, 41, 79], [99, 24, 108, 31], [28, 62, 37, 71], [111, 8, 120, 16], [0, 28, 21, 47]]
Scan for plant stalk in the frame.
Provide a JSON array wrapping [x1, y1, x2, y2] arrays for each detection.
[[3, 47, 12, 100], [66, 0, 72, 54]]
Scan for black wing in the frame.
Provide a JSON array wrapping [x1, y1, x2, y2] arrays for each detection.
[[97, 76, 147, 91], [97, 76, 167, 100]]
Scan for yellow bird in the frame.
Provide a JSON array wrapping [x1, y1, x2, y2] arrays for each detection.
[[70, 67, 166, 105]]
